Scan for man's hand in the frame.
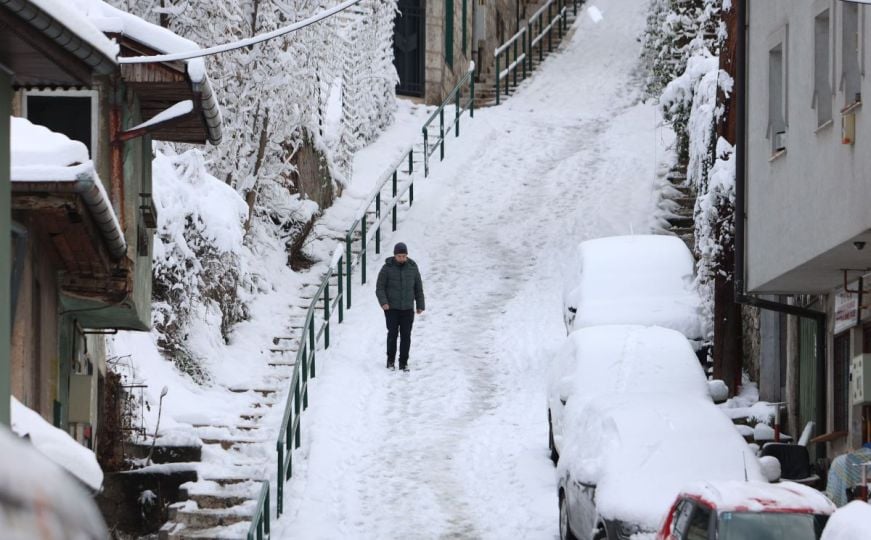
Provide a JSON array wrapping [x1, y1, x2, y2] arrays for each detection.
[[382, 304, 390, 311], [416, 309, 424, 315]]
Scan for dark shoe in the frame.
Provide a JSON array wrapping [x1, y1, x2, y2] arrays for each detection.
[[386, 359, 395, 369], [399, 363, 408, 371]]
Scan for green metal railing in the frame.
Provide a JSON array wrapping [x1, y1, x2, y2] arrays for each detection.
[[495, 27, 527, 104], [246, 481, 271, 540], [271, 69, 479, 522], [422, 62, 476, 177], [494, 0, 579, 105], [275, 244, 345, 516]]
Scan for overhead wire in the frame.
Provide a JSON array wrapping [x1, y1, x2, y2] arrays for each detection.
[[118, 0, 363, 64]]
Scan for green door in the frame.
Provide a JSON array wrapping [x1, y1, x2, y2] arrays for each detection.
[[798, 318, 821, 459]]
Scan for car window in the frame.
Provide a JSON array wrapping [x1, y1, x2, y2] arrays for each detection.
[[684, 505, 711, 540], [672, 500, 695, 537], [718, 512, 828, 540]]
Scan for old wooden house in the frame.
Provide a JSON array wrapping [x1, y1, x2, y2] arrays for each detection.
[[1, 0, 221, 453]]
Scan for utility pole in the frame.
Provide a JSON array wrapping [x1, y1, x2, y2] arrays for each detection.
[[1, 71, 11, 426], [712, 2, 743, 394]]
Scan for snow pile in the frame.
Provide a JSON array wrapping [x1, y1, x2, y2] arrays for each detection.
[[719, 380, 776, 423], [822, 501, 871, 540], [563, 235, 703, 339], [10, 397, 104, 491], [558, 393, 764, 532], [69, 0, 207, 82], [150, 148, 250, 381]]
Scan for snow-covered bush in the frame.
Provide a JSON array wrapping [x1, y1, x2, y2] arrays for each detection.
[[151, 149, 249, 382]]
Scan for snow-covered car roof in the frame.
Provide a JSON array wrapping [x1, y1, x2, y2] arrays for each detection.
[[548, 325, 710, 404], [677, 480, 836, 515], [558, 393, 764, 532], [563, 235, 702, 338]]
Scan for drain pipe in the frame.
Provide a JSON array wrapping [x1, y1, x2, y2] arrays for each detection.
[[733, 0, 828, 443]]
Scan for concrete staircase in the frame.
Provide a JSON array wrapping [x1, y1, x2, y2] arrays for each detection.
[[660, 168, 696, 250], [157, 147, 424, 539], [473, 1, 580, 108]]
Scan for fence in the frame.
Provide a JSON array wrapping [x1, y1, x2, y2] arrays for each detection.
[[260, 67, 478, 532], [422, 62, 476, 177], [494, 0, 579, 105], [246, 481, 271, 540]]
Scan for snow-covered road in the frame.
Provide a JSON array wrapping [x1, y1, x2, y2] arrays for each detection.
[[275, 1, 671, 537]]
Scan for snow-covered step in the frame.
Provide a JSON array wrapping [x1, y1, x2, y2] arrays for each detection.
[[164, 499, 256, 531]]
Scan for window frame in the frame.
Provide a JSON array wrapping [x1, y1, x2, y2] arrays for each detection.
[[840, 1, 863, 108], [20, 88, 99, 164], [813, 4, 834, 128], [767, 26, 789, 157]]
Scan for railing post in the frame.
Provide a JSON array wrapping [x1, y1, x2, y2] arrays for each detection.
[[345, 233, 352, 309], [323, 284, 330, 349], [361, 218, 367, 284], [573, 0, 577, 16], [277, 445, 284, 515], [522, 30, 527, 80], [539, 18, 544, 62], [495, 53, 500, 105], [455, 87, 461, 137], [409, 182, 414, 205], [558, 2, 563, 38], [392, 170, 398, 231], [337, 258, 344, 323], [504, 51, 509, 98], [265, 487, 271, 538], [309, 318, 316, 378], [375, 192, 381, 254], [513, 37, 518, 88], [408, 148, 414, 175], [470, 74, 475, 117], [527, 21, 533, 73], [439, 108, 445, 161], [422, 128, 429, 177], [548, 2, 554, 52]]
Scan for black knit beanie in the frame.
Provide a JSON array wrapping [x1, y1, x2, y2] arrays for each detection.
[[394, 242, 408, 255]]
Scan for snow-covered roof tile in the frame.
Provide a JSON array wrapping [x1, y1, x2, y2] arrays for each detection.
[[26, 0, 119, 62], [69, 0, 206, 83]]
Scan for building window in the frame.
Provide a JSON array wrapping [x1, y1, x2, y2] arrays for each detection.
[[445, 0, 454, 68], [769, 42, 787, 154], [22, 89, 98, 162], [814, 9, 832, 126], [833, 332, 850, 432], [842, 2, 861, 107]]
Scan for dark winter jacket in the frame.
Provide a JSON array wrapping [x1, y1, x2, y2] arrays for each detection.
[[376, 257, 425, 311]]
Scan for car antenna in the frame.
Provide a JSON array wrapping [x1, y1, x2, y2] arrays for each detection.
[[742, 451, 748, 481]]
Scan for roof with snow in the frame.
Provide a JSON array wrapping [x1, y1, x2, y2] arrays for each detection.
[[0, 0, 117, 86], [678, 481, 836, 515], [10, 117, 127, 260], [68, 0, 222, 145]]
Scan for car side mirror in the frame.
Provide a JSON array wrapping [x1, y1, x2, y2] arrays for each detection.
[[707, 380, 729, 404]]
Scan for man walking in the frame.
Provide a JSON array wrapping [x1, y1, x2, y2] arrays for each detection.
[[376, 242, 425, 370]]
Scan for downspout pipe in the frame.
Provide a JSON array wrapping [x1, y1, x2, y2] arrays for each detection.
[[733, 0, 827, 444], [10, 221, 26, 318]]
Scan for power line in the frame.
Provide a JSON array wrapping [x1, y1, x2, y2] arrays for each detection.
[[118, 0, 363, 64]]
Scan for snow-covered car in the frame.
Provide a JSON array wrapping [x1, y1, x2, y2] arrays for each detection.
[[557, 393, 766, 540], [0, 425, 108, 539], [562, 235, 703, 345], [821, 500, 871, 540], [547, 325, 711, 463], [657, 481, 836, 540]]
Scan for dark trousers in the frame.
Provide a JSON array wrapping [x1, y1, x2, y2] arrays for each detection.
[[385, 309, 414, 367]]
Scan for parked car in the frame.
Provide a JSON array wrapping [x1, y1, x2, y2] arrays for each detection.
[[821, 500, 871, 540], [0, 426, 108, 539], [557, 394, 766, 540], [547, 325, 712, 463], [562, 235, 703, 347], [657, 481, 836, 540]]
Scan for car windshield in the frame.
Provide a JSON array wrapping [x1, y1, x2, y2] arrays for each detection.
[[718, 512, 829, 540]]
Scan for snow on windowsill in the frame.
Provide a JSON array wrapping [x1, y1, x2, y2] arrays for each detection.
[[815, 119, 834, 134], [768, 148, 787, 162], [125, 100, 193, 133]]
